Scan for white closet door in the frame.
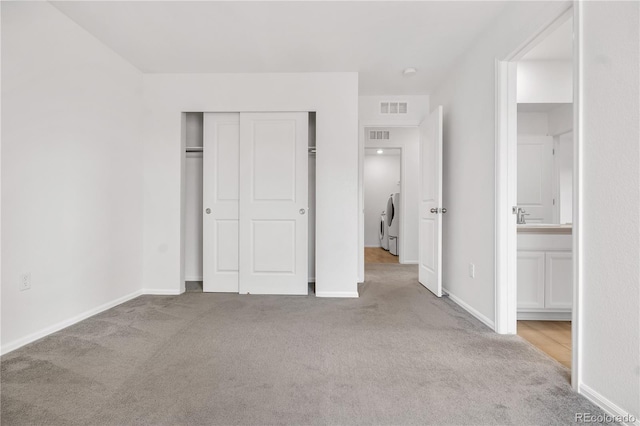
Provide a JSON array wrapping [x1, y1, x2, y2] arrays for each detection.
[[239, 112, 308, 295], [203, 113, 240, 292]]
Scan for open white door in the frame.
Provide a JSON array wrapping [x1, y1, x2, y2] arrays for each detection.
[[418, 106, 444, 297], [239, 112, 308, 295], [203, 113, 241, 292]]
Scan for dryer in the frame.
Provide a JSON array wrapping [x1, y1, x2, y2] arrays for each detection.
[[379, 212, 389, 250], [386, 193, 400, 255]]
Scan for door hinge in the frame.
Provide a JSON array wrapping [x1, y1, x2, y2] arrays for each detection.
[[553, 198, 556, 205], [552, 148, 555, 155]]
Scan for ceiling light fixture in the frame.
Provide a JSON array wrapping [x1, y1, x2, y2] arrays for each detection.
[[403, 67, 417, 76], [377, 149, 384, 154]]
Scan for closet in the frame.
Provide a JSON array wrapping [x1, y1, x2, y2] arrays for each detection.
[[183, 112, 315, 295]]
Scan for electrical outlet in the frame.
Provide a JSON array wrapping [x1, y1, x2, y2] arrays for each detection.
[[468, 263, 475, 278], [19, 273, 31, 291]]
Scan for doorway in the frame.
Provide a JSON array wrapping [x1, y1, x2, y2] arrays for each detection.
[[362, 126, 420, 271], [364, 146, 401, 264], [495, 7, 580, 387]]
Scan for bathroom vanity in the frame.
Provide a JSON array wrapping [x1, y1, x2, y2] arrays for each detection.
[[517, 224, 572, 320]]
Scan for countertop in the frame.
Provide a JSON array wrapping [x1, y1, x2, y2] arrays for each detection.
[[517, 224, 572, 234]]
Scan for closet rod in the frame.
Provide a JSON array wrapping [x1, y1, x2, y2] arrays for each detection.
[[186, 147, 203, 153]]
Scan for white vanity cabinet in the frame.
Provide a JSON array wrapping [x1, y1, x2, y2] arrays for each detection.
[[517, 227, 572, 320]]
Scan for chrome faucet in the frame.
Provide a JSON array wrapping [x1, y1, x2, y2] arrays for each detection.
[[516, 207, 530, 225]]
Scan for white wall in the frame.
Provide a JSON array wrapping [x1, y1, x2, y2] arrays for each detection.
[[1, 2, 144, 351], [547, 103, 573, 136], [358, 95, 429, 280], [580, 1, 639, 419], [517, 112, 549, 134], [517, 60, 573, 103], [142, 73, 359, 297], [429, 0, 570, 326], [364, 153, 400, 247], [517, 105, 573, 136]]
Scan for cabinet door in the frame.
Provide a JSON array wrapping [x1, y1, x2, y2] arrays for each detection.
[[545, 252, 573, 310], [517, 251, 545, 309]]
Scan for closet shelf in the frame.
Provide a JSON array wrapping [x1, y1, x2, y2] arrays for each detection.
[[186, 146, 203, 153]]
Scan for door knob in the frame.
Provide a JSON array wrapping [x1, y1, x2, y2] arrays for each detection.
[[430, 208, 438, 214], [441, 208, 447, 214], [205, 208, 211, 214], [299, 208, 306, 215]]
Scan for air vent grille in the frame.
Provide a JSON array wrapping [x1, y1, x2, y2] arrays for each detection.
[[380, 101, 408, 115], [369, 130, 390, 140]]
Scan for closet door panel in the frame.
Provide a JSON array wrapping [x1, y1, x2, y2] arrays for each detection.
[[239, 112, 308, 295], [203, 112, 240, 292]]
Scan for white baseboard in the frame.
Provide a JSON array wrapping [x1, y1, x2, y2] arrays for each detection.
[[443, 288, 495, 330], [518, 311, 572, 321], [1, 289, 143, 356], [142, 288, 183, 295], [365, 244, 382, 248], [185, 276, 203, 281], [579, 383, 639, 426], [316, 291, 359, 298], [401, 260, 419, 264]]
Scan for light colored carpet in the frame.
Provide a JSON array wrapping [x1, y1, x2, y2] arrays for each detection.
[[1, 264, 610, 425]]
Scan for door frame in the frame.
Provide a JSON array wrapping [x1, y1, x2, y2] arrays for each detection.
[[494, 5, 582, 391], [358, 122, 420, 282], [363, 142, 404, 255]]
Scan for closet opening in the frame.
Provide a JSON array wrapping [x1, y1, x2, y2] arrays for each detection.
[[181, 111, 316, 295], [184, 112, 204, 292], [308, 112, 317, 294]]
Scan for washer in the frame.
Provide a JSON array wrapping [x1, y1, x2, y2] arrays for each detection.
[[386, 193, 400, 255], [379, 212, 389, 250]]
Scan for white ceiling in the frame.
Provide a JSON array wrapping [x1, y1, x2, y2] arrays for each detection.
[[51, 1, 510, 95], [522, 17, 573, 61]]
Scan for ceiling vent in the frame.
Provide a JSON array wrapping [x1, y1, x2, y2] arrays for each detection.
[[380, 101, 408, 115], [369, 130, 390, 140]]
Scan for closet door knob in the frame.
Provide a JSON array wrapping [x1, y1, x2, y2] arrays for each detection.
[[299, 209, 306, 215], [430, 208, 438, 214], [205, 208, 211, 214]]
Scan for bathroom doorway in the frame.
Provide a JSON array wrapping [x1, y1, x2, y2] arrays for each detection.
[[496, 7, 579, 385]]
